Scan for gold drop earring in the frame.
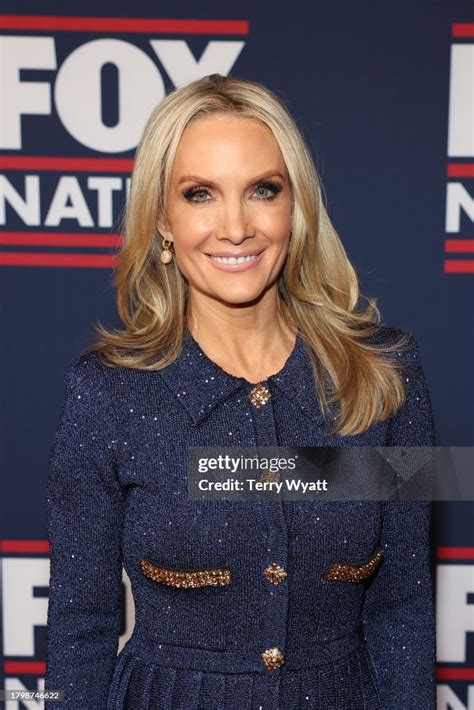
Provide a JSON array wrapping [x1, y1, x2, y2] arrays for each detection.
[[160, 235, 173, 264]]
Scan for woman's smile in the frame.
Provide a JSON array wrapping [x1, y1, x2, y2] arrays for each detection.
[[205, 249, 265, 271]]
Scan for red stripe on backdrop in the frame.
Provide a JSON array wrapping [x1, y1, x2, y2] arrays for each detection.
[[0, 252, 117, 268], [444, 260, 474, 274], [452, 23, 474, 37], [3, 661, 46, 675], [445, 240, 474, 253], [436, 667, 474, 681], [0, 156, 133, 172], [0, 539, 49, 553], [437, 546, 474, 559], [0, 232, 123, 247], [0, 15, 249, 35], [447, 163, 474, 178]]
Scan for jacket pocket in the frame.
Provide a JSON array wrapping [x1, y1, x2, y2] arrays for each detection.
[[323, 547, 384, 583], [140, 557, 232, 589], [138, 556, 231, 651]]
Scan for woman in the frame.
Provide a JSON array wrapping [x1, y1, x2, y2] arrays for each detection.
[[44, 74, 436, 709]]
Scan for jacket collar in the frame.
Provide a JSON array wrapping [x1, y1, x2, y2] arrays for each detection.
[[158, 327, 323, 427]]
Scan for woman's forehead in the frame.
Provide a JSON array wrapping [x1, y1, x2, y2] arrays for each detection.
[[171, 116, 286, 180]]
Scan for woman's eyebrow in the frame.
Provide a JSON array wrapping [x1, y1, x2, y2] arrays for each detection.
[[177, 170, 287, 186]]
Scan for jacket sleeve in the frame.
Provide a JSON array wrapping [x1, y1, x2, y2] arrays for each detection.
[[361, 333, 437, 709], [44, 354, 124, 709]]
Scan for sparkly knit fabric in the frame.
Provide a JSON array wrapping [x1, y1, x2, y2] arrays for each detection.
[[44, 326, 436, 710]]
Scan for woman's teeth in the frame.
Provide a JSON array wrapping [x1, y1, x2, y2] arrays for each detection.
[[210, 254, 258, 265]]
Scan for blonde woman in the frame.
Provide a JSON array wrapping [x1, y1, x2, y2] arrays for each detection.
[[44, 74, 435, 709]]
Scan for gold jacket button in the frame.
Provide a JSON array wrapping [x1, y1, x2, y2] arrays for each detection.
[[261, 647, 285, 669], [259, 468, 280, 484], [248, 383, 271, 408], [263, 563, 288, 585]]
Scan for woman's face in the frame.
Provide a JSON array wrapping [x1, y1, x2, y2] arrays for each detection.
[[158, 114, 293, 307]]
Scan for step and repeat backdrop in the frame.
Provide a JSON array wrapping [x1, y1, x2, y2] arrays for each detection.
[[0, 1, 473, 707]]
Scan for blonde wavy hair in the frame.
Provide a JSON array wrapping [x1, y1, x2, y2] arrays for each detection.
[[85, 73, 411, 436]]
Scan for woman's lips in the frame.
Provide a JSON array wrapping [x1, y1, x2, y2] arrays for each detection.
[[205, 251, 264, 272]]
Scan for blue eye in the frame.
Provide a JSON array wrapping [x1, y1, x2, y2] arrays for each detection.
[[254, 182, 283, 200], [183, 187, 210, 202]]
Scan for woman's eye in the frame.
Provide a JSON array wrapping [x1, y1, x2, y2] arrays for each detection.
[[184, 188, 210, 203], [254, 182, 282, 200]]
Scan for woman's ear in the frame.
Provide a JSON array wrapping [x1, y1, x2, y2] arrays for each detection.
[[156, 217, 174, 243]]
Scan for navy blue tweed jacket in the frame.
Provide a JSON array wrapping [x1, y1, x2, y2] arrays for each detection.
[[44, 326, 436, 709]]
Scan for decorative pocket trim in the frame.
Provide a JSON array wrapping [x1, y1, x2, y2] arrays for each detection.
[[323, 547, 385, 582], [140, 557, 232, 588]]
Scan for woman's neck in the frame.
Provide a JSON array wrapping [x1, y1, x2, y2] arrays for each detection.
[[186, 292, 297, 383]]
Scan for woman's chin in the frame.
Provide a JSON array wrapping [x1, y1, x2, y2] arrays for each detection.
[[210, 288, 269, 307]]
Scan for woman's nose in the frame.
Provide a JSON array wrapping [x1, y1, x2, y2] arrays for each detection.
[[215, 198, 254, 243]]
